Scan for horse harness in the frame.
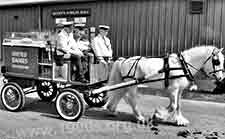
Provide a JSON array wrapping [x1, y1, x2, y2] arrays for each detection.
[[158, 53, 194, 88], [122, 56, 143, 80], [182, 49, 223, 80], [121, 49, 222, 88]]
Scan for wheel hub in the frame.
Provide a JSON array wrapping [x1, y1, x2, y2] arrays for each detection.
[[66, 101, 73, 110], [6, 90, 16, 102], [42, 86, 50, 92]]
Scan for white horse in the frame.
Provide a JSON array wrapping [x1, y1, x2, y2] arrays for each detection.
[[105, 46, 224, 126]]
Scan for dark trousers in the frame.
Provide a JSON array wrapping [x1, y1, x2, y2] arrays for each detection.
[[71, 55, 83, 78]]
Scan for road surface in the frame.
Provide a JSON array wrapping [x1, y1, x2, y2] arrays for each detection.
[[0, 92, 225, 139]]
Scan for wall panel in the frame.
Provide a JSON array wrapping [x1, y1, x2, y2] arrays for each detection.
[[1, 0, 225, 58]]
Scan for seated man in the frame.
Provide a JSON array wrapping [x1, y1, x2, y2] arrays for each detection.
[[74, 24, 94, 63], [56, 21, 87, 83], [69, 24, 94, 82], [91, 25, 113, 64]]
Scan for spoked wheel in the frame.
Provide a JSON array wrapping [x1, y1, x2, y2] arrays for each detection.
[[83, 90, 107, 107], [1, 82, 25, 112], [55, 89, 85, 121], [36, 81, 57, 101]]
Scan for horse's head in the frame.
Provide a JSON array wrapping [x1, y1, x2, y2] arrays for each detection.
[[202, 47, 224, 81]]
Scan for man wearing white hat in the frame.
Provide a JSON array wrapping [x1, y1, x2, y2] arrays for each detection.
[[56, 21, 87, 83], [91, 25, 112, 64], [71, 24, 90, 53], [57, 21, 74, 55], [56, 21, 85, 56]]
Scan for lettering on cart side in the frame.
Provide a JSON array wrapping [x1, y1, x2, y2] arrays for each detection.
[[12, 51, 27, 57], [11, 51, 29, 70], [12, 57, 28, 64]]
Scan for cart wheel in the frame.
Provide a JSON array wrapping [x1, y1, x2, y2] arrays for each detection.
[[1, 82, 25, 112], [37, 81, 57, 101], [84, 90, 107, 107], [55, 89, 84, 121]]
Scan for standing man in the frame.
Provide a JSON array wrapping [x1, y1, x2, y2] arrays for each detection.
[[91, 25, 112, 64]]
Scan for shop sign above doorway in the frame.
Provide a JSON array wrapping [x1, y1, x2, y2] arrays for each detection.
[[52, 9, 91, 17]]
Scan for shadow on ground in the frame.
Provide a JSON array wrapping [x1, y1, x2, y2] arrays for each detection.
[[83, 108, 137, 123], [0, 96, 138, 123]]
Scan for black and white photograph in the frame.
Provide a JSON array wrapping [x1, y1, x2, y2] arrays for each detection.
[[0, 0, 225, 139]]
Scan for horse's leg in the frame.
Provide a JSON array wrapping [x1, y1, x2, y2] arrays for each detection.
[[124, 86, 146, 123], [164, 87, 189, 126], [105, 88, 128, 114], [175, 88, 190, 126], [167, 87, 179, 112], [106, 77, 134, 112], [153, 87, 179, 121]]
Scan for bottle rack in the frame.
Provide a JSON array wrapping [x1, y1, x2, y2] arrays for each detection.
[[38, 49, 53, 79]]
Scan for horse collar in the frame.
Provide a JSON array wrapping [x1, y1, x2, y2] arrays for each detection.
[[177, 53, 195, 81]]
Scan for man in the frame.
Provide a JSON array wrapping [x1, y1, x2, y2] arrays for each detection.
[[57, 21, 87, 83], [73, 24, 94, 63], [71, 24, 90, 53], [57, 21, 83, 56], [91, 25, 112, 64]]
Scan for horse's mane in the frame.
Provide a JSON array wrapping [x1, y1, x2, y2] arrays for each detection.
[[182, 45, 217, 58]]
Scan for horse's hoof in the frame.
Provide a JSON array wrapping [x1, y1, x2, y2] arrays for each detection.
[[104, 105, 118, 117], [136, 119, 149, 125], [175, 116, 190, 126], [136, 116, 151, 125], [153, 107, 170, 121], [151, 114, 159, 126]]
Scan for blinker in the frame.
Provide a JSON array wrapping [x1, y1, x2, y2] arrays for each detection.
[[212, 56, 220, 66]]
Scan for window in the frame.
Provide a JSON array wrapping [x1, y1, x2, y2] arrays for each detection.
[[190, 0, 204, 14]]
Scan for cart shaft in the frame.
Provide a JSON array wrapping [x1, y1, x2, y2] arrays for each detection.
[[92, 75, 188, 94], [92, 80, 138, 94]]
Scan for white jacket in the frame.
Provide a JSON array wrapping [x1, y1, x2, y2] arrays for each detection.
[[57, 29, 83, 56], [70, 39, 90, 52], [91, 34, 112, 59], [57, 29, 73, 52]]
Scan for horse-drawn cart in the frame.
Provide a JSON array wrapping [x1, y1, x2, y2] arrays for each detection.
[[0, 32, 110, 121], [1, 32, 225, 123]]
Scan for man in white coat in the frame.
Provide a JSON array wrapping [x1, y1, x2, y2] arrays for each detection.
[[57, 21, 87, 83], [92, 25, 112, 64], [57, 21, 83, 56]]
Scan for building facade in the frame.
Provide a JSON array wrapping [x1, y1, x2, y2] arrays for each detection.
[[0, 0, 225, 59]]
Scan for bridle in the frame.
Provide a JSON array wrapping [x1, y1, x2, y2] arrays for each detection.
[[184, 48, 224, 81]]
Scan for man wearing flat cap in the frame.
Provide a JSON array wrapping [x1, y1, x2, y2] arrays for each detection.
[[91, 25, 113, 64]]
